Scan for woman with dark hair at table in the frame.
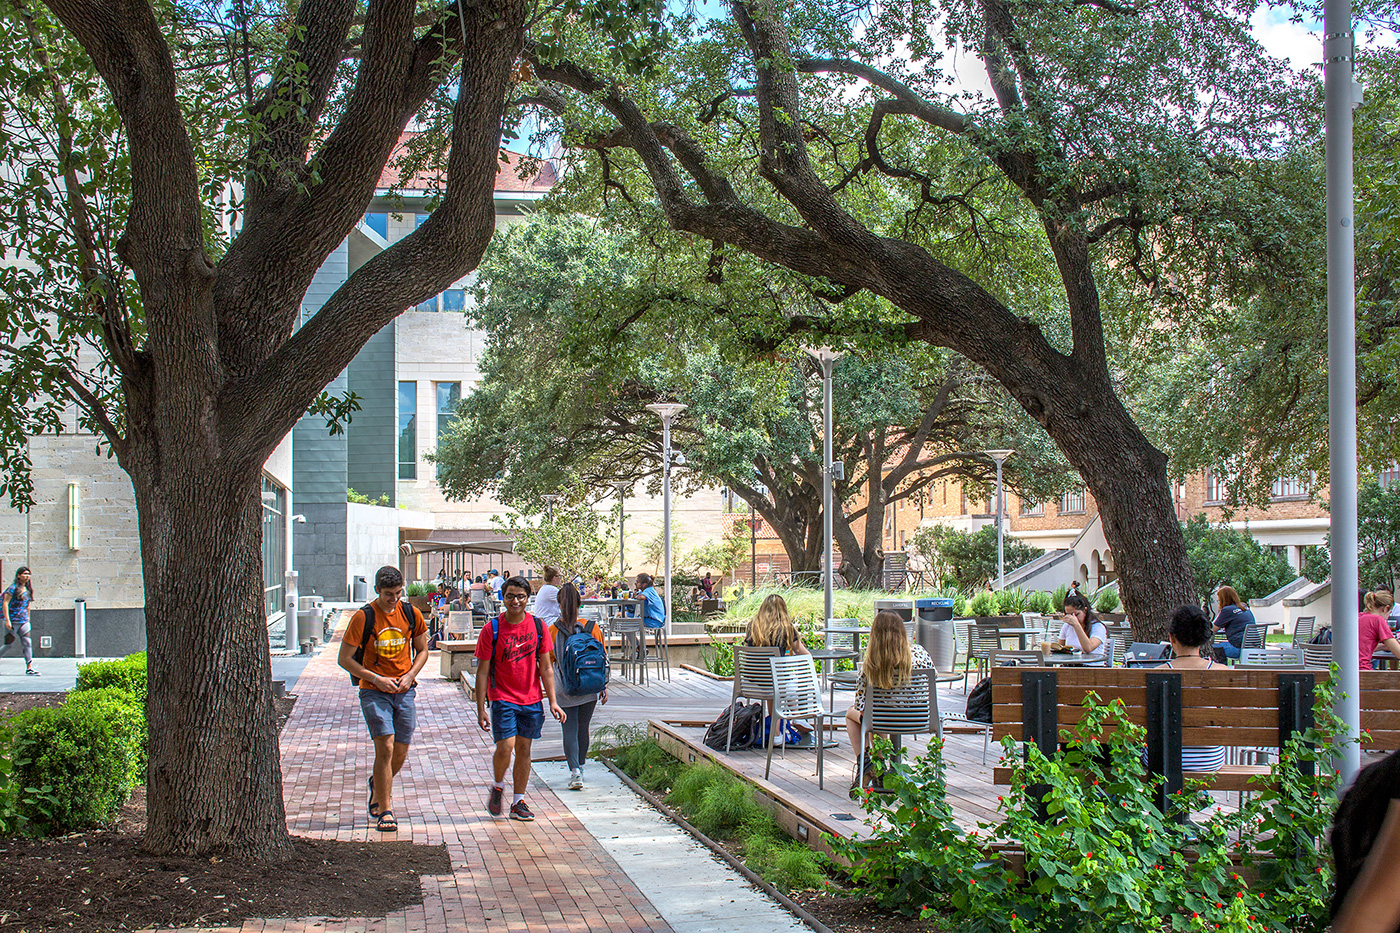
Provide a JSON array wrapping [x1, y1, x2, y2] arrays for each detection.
[[1051, 593, 1108, 666], [1330, 750, 1400, 933], [1141, 605, 1224, 772]]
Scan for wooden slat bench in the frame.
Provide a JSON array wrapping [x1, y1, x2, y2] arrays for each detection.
[[990, 667, 1400, 805]]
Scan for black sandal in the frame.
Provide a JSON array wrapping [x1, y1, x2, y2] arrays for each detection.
[[368, 777, 379, 819], [375, 810, 397, 832]]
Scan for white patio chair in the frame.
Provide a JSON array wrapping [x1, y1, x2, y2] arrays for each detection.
[[767, 656, 832, 788], [1237, 647, 1305, 669], [857, 670, 939, 789], [1291, 616, 1317, 648], [728, 645, 780, 751]]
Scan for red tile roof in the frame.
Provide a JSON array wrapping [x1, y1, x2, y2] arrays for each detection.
[[377, 134, 556, 193]]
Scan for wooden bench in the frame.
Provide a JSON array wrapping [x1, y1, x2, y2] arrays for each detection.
[[990, 666, 1400, 805]]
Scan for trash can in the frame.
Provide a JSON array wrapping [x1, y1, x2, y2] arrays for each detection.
[[297, 595, 324, 647], [872, 598, 915, 622], [352, 575, 368, 602], [914, 598, 956, 671]]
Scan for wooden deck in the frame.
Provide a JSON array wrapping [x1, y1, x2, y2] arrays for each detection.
[[493, 665, 1002, 841]]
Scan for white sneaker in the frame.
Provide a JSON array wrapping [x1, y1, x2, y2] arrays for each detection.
[[568, 770, 583, 790]]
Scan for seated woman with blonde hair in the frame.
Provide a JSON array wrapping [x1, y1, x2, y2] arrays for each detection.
[[845, 610, 933, 781], [743, 594, 810, 656]]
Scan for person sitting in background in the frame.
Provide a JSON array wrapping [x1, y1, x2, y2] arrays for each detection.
[[700, 573, 714, 599], [636, 573, 665, 630], [469, 575, 485, 594], [1051, 593, 1108, 665], [1359, 591, 1400, 671], [1144, 605, 1225, 772], [1375, 583, 1400, 631], [845, 610, 934, 788], [1211, 585, 1255, 661], [743, 593, 810, 656]]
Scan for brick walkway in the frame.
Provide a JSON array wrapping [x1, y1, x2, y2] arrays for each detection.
[[205, 637, 673, 932]]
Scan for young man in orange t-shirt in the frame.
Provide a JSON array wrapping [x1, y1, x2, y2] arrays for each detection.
[[338, 565, 428, 832]]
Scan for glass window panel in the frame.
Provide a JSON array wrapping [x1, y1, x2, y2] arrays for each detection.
[[398, 381, 416, 480], [261, 477, 286, 619], [363, 213, 388, 238], [441, 289, 466, 312]]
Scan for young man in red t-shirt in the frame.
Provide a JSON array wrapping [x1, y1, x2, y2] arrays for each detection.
[[475, 575, 565, 821], [338, 565, 429, 832]]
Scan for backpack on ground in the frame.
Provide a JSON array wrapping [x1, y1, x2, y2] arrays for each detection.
[[351, 600, 414, 685], [965, 676, 993, 724], [1309, 626, 1332, 645], [556, 619, 610, 696], [703, 701, 765, 751], [487, 614, 545, 690]]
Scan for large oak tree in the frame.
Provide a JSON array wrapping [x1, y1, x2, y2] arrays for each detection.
[[0, 0, 636, 859], [524, 0, 1308, 636]]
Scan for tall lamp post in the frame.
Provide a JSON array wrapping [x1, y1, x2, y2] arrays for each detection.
[[1325, 0, 1361, 781], [646, 402, 686, 637], [612, 480, 629, 580], [542, 493, 558, 521], [985, 449, 1014, 590], [805, 347, 843, 627], [749, 482, 767, 590]]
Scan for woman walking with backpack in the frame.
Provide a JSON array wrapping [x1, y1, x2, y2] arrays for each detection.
[[1, 566, 37, 676], [548, 583, 608, 789]]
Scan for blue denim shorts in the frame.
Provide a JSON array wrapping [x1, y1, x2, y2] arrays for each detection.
[[359, 686, 417, 744], [491, 700, 544, 742]]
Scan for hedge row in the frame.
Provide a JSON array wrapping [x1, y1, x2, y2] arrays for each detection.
[[1, 652, 148, 836]]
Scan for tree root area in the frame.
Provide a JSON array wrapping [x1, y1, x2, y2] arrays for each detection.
[[0, 695, 451, 932]]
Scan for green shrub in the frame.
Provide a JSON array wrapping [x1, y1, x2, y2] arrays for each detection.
[[966, 591, 997, 617], [64, 687, 146, 789], [699, 640, 734, 677], [1025, 589, 1053, 614], [613, 737, 683, 793], [10, 704, 131, 834], [404, 582, 431, 598], [994, 586, 1027, 615], [74, 653, 147, 708], [1050, 582, 1069, 612], [0, 722, 21, 835], [744, 833, 829, 893], [686, 771, 766, 839], [1093, 587, 1121, 613]]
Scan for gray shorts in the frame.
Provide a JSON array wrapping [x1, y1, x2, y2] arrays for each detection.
[[359, 686, 417, 744]]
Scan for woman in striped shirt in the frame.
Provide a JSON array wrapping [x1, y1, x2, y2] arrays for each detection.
[[1152, 604, 1226, 772]]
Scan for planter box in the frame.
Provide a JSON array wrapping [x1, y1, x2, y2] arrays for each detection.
[[1098, 612, 1128, 624]]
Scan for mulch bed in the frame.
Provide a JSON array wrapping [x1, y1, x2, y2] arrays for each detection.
[[0, 692, 451, 933], [789, 890, 949, 932]]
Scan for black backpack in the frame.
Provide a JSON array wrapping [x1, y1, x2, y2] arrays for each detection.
[[965, 676, 993, 724], [703, 701, 765, 751], [1309, 626, 1333, 645], [351, 600, 415, 685]]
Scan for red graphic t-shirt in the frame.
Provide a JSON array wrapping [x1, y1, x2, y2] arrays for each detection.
[[475, 613, 550, 705]]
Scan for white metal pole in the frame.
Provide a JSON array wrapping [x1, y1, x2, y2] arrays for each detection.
[[614, 482, 628, 579], [1325, 0, 1361, 782], [662, 418, 673, 637], [822, 358, 835, 626], [996, 459, 1005, 590]]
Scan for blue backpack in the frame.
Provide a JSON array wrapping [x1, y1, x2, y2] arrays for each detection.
[[557, 619, 609, 696]]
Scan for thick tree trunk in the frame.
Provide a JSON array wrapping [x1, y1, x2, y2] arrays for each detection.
[[132, 455, 290, 859]]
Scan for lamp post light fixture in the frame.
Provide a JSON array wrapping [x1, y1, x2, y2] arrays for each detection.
[[646, 402, 686, 637], [750, 482, 768, 590], [612, 480, 630, 579], [804, 346, 844, 627], [542, 493, 559, 521], [984, 449, 1015, 590]]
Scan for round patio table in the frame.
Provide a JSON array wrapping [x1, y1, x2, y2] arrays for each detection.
[[1038, 651, 1103, 666], [997, 626, 1043, 650]]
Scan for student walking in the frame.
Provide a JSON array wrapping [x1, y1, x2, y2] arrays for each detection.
[[338, 565, 429, 832], [1, 566, 37, 676], [475, 575, 565, 821], [548, 583, 608, 789]]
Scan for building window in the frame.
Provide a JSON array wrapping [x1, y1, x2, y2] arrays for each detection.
[[398, 381, 416, 479], [1204, 471, 1227, 504], [261, 477, 286, 619], [363, 212, 387, 238], [1021, 498, 1044, 516], [1380, 462, 1400, 488], [1060, 488, 1086, 514], [1269, 476, 1310, 500], [435, 382, 460, 476], [442, 289, 467, 313]]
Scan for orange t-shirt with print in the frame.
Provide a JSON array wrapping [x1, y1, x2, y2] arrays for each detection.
[[344, 600, 427, 688]]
